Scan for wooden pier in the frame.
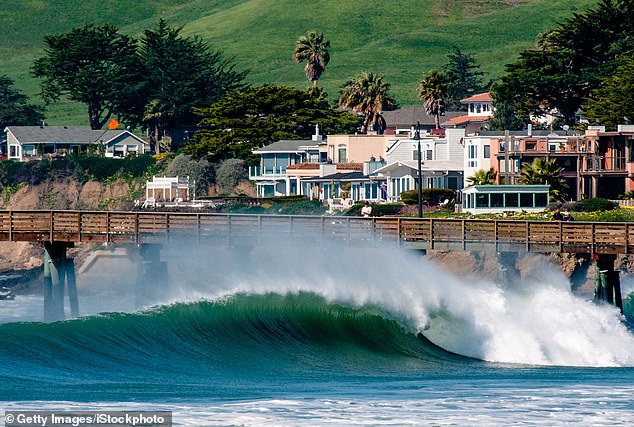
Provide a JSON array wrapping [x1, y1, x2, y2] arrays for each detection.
[[0, 210, 632, 255], [3, 210, 625, 320]]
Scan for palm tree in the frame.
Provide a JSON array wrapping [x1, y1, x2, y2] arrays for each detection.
[[338, 72, 396, 134], [293, 31, 330, 87], [466, 168, 497, 186], [519, 158, 566, 200], [418, 70, 449, 129]]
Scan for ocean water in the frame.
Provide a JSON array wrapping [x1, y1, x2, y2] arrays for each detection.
[[1, 238, 634, 426]]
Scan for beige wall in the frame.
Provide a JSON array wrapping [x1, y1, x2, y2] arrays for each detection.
[[323, 135, 394, 163]]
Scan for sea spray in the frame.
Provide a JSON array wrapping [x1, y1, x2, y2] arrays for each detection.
[[157, 238, 634, 367]]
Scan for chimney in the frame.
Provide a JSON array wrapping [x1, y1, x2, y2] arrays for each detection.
[[312, 124, 322, 142], [527, 123, 532, 137]]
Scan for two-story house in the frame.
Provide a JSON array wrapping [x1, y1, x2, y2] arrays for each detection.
[[249, 133, 322, 197], [373, 128, 465, 202], [441, 92, 494, 135]]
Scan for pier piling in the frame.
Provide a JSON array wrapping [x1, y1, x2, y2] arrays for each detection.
[[43, 242, 76, 321], [495, 251, 520, 288], [593, 254, 623, 312]]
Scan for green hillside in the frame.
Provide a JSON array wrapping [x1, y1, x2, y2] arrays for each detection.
[[0, 0, 598, 126]]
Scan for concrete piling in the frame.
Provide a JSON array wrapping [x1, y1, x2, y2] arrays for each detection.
[[593, 254, 623, 312]]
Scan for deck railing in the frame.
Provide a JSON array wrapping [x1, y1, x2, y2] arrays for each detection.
[[0, 210, 632, 255]]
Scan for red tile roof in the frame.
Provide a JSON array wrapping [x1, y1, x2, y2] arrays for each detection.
[[441, 115, 491, 126], [461, 92, 493, 103], [287, 163, 319, 169]]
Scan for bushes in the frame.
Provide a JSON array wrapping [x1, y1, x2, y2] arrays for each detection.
[[164, 154, 214, 194], [0, 155, 159, 189], [401, 188, 456, 206], [567, 198, 618, 212], [216, 158, 247, 191]]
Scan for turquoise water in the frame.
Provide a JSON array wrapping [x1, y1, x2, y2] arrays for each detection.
[[1, 242, 634, 425]]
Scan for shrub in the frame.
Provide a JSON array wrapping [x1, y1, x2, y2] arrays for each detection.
[[216, 158, 247, 191], [164, 154, 214, 194], [572, 198, 618, 212], [400, 188, 456, 206]]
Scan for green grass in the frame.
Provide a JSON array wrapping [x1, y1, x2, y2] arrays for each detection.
[[0, 0, 599, 125]]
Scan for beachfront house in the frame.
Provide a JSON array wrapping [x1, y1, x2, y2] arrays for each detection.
[[373, 128, 465, 202], [4, 126, 149, 161]]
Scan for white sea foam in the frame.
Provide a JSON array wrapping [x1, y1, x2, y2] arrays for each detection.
[[5, 388, 634, 427], [3, 237, 634, 367], [160, 239, 634, 367]]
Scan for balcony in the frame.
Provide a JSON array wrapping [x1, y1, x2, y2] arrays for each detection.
[[583, 156, 627, 173], [249, 166, 287, 179]]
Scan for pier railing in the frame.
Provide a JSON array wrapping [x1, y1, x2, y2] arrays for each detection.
[[0, 210, 632, 254]]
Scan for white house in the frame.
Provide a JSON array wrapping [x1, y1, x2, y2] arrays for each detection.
[[4, 126, 149, 161], [462, 134, 494, 187], [373, 128, 465, 201], [441, 92, 494, 135]]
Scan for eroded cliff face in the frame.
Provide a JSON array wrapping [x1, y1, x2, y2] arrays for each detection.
[[0, 179, 139, 272], [426, 250, 600, 297]]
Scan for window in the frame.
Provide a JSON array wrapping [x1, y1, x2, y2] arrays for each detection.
[[491, 193, 504, 207], [468, 145, 478, 159], [426, 149, 433, 160], [338, 145, 347, 163], [484, 145, 490, 159], [505, 193, 518, 207], [520, 193, 533, 208], [468, 145, 478, 168], [22, 145, 36, 156], [476, 193, 489, 208], [535, 193, 548, 207], [9, 145, 18, 157], [470, 104, 475, 113]]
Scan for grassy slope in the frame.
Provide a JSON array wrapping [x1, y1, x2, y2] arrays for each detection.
[[0, 0, 598, 125]]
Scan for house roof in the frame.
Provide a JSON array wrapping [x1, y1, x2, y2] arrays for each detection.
[[441, 115, 491, 127], [304, 171, 371, 182], [253, 139, 317, 153], [286, 162, 363, 171], [374, 159, 464, 174], [461, 92, 493, 103], [4, 126, 147, 145], [382, 107, 464, 128]]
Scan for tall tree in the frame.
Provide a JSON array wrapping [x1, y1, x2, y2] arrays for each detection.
[[135, 19, 247, 153], [583, 57, 634, 130], [185, 86, 361, 164], [0, 75, 45, 127], [443, 47, 485, 111], [32, 24, 140, 130], [493, 0, 634, 127], [338, 72, 396, 134], [488, 82, 527, 131], [519, 158, 566, 201], [293, 31, 330, 87], [418, 70, 448, 129]]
